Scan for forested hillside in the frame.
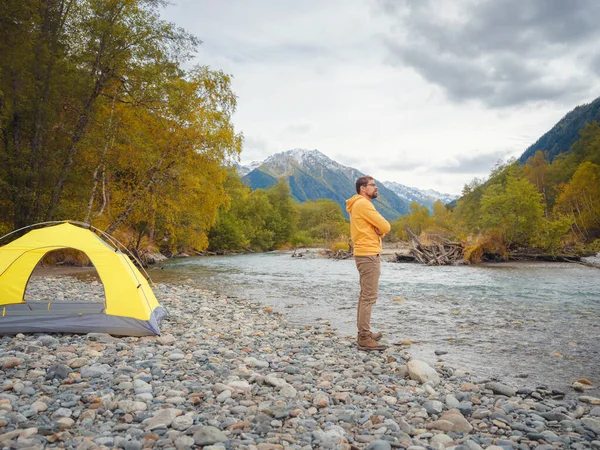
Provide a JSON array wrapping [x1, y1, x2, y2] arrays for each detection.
[[519, 96, 600, 163], [392, 122, 600, 260]]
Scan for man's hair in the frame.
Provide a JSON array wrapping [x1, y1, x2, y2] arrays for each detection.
[[356, 176, 374, 194]]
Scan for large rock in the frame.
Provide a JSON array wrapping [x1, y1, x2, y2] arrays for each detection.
[[117, 400, 147, 413], [80, 364, 111, 378], [172, 414, 194, 431], [0, 357, 22, 370], [86, 333, 115, 342], [407, 360, 440, 385], [193, 426, 228, 446], [312, 427, 348, 448], [365, 440, 392, 450], [227, 380, 251, 394], [312, 392, 330, 408], [580, 396, 600, 405], [46, 364, 71, 379], [426, 419, 455, 432], [486, 382, 516, 397], [144, 408, 181, 429], [423, 400, 444, 415], [264, 375, 288, 388], [439, 409, 473, 433], [582, 418, 600, 434]]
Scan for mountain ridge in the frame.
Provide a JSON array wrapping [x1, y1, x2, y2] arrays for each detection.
[[238, 149, 458, 220], [519, 96, 600, 163]]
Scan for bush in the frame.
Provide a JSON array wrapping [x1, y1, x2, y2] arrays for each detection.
[[534, 215, 573, 255], [330, 241, 350, 252], [590, 238, 600, 253], [290, 231, 314, 248], [463, 233, 507, 263]]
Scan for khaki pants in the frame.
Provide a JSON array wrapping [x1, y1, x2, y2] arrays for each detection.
[[355, 254, 381, 337]]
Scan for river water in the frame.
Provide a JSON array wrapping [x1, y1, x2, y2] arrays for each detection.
[[152, 252, 600, 396]]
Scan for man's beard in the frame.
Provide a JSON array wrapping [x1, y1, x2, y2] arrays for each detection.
[[369, 191, 378, 199]]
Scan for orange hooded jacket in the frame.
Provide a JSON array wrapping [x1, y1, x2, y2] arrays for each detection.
[[345, 195, 391, 256]]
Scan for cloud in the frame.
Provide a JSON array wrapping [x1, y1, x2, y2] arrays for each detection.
[[243, 135, 269, 151], [368, 149, 510, 176], [281, 121, 314, 137], [373, 160, 428, 172], [591, 54, 600, 76], [239, 135, 273, 163], [435, 150, 511, 174], [378, 0, 600, 107], [162, 1, 600, 194]]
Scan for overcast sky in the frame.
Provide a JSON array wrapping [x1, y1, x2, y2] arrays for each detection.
[[161, 0, 600, 194]]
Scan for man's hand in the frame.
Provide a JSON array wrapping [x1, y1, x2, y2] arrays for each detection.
[[374, 227, 383, 236]]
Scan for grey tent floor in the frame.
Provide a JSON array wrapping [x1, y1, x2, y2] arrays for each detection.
[[2, 301, 105, 315]]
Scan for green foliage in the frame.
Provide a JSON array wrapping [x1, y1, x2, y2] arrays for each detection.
[[331, 241, 350, 252], [534, 215, 574, 255], [589, 239, 600, 252], [392, 201, 432, 241], [207, 175, 349, 252], [295, 199, 348, 245], [245, 190, 277, 251], [452, 177, 486, 236], [266, 179, 297, 247], [207, 175, 298, 252], [290, 231, 315, 248], [432, 200, 450, 224], [479, 176, 544, 247], [207, 171, 251, 252]]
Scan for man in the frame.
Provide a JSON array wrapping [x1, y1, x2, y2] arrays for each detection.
[[346, 176, 391, 351]]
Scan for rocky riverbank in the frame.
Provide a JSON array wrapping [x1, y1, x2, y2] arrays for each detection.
[[0, 276, 599, 449]]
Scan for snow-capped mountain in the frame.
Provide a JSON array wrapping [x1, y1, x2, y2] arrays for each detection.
[[383, 181, 459, 209], [260, 148, 356, 177], [231, 160, 261, 177], [238, 149, 456, 219]]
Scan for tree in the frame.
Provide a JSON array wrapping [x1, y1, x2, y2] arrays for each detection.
[[452, 177, 486, 236], [523, 150, 550, 217], [432, 200, 453, 231], [554, 162, 600, 241], [479, 176, 544, 247], [294, 199, 348, 244], [0, 0, 215, 236], [208, 169, 252, 252], [265, 178, 296, 247], [246, 190, 276, 251]]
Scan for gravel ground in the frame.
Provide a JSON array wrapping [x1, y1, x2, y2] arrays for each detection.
[[0, 276, 599, 449]]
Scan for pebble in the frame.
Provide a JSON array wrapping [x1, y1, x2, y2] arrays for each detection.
[[0, 275, 596, 449]]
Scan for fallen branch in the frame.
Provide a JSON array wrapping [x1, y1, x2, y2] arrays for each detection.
[[405, 226, 464, 265]]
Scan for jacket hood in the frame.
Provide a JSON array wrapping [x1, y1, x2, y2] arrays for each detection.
[[346, 194, 365, 213]]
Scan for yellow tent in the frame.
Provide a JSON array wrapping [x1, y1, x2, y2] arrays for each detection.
[[0, 222, 166, 336]]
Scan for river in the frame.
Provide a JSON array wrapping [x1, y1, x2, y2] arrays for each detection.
[[151, 252, 600, 397]]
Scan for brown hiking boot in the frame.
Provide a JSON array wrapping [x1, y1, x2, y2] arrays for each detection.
[[357, 332, 383, 341], [357, 334, 388, 351]]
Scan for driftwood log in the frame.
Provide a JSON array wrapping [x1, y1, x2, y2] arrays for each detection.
[[405, 227, 464, 265], [330, 249, 353, 260], [393, 252, 416, 262]]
